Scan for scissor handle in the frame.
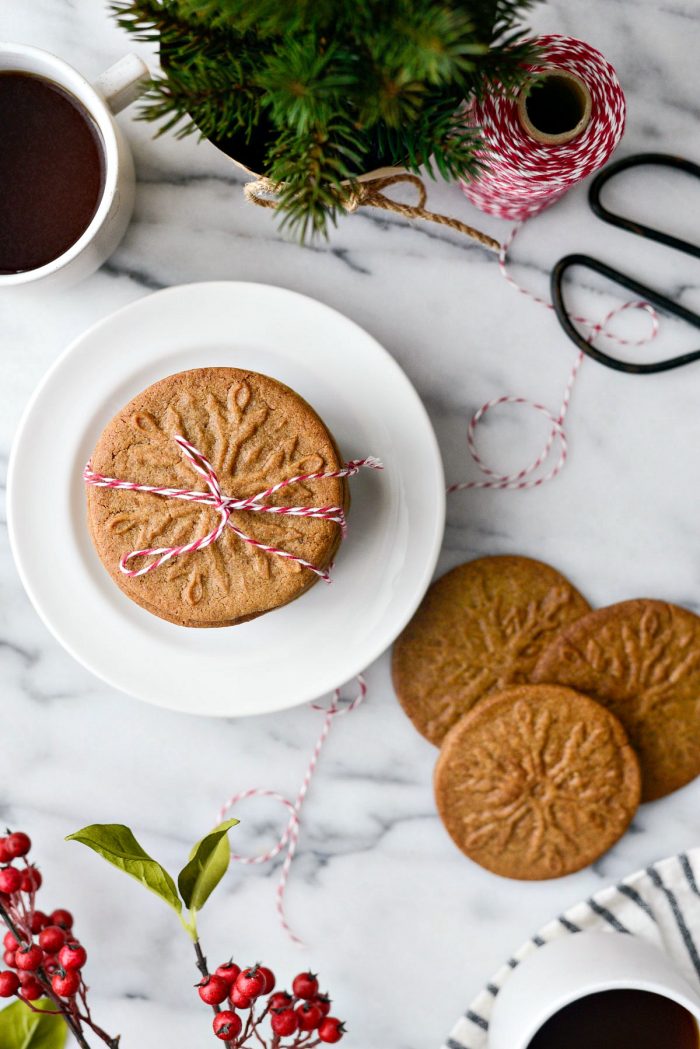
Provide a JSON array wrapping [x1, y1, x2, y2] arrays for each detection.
[[589, 153, 700, 260], [551, 253, 700, 374]]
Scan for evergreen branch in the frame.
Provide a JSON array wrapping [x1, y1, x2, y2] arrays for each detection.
[[265, 120, 368, 241], [111, 0, 544, 237], [258, 39, 357, 135]]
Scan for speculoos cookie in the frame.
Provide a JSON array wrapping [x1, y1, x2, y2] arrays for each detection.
[[532, 599, 700, 801], [392, 556, 590, 744], [86, 367, 348, 627], [434, 684, 641, 880]]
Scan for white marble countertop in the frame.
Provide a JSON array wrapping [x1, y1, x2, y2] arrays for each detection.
[[2, 2, 700, 1047]]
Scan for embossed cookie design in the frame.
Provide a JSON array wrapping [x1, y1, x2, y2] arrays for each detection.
[[532, 599, 700, 801], [86, 367, 348, 627], [434, 685, 641, 880], [392, 556, 590, 744]]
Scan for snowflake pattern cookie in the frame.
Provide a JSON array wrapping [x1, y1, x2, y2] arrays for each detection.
[[434, 684, 641, 880], [86, 367, 349, 627], [533, 599, 700, 801], [392, 556, 591, 744]]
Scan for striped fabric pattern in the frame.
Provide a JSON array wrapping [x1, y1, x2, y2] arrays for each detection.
[[442, 848, 700, 1049]]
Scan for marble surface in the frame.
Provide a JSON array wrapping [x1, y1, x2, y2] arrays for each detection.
[[2, 2, 700, 1047]]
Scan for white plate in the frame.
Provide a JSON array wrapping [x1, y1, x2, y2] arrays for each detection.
[[8, 282, 445, 717]]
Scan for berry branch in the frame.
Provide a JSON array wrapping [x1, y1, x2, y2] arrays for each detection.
[[66, 821, 347, 1047], [0, 831, 120, 1049], [0, 821, 349, 1048], [194, 938, 234, 1049]]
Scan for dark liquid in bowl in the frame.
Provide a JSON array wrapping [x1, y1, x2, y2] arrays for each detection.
[[0, 72, 105, 274], [527, 989, 699, 1049]]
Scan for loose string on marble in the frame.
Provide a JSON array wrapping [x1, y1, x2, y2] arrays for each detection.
[[445, 34, 657, 489], [217, 676, 367, 947], [461, 35, 627, 220], [245, 172, 501, 253], [447, 223, 660, 493], [84, 434, 382, 580]]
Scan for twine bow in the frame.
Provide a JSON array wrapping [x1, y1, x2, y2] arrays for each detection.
[[244, 172, 500, 253], [84, 435, 382, 580]]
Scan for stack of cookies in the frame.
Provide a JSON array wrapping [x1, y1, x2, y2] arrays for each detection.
[[86, 367, 349, 627], [392, 556, 700, 880]]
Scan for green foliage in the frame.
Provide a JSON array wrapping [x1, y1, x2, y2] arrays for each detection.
[[178, 819, 239, 914], [111, 0, 542, 237], [67, 821, 239, 939], [0, 999, 67, 1049]]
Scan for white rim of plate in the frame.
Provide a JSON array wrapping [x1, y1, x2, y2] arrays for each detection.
[[8, 282, 446, 717]]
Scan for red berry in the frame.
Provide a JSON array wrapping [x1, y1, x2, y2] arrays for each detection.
[[0, 868, 22, 894], [58, 942, 87, 971], [198, 975, 229, 1006], [0, 840, 10, 865], [0, 971, 19, 997], [15, 945, 43, 972], [39, 926, 66, 953], [269, 991, 293, 1010], [19, 977, 42, 1001], [259, 966, 276, 993], [30, 911, 50, 934], [271, 1008, 299, 1037], [235, 966, 266, 999], [319, 1017, 346, 1043], [315, 994, 332, 1017], [3, 932, 18, 952], [20, 868, 42, 893], [50, 909, 74, 931], [3, 951, 16, 968], [230, 984, 253, 1010], [296, 1002, 323, 1031], [6, 834, 31, 859], [292, 971, 319, 1001], [213, 1011, 243, 1040], [214, 961, 241, 986], [52, 970, 81, 998], [44, 956, 60, 975]]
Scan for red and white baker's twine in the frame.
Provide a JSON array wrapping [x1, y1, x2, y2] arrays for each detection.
[[448, 225, 660, 493], [217, 676, 367, 947], [462, 35, 627, 221], [449, 35, 660, 492], [84, 435, 382, 580]]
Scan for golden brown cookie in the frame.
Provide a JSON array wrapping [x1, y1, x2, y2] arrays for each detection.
[[392, 556, 590, 744], [87, 367, 348, 627], [532, 599, 700, 801], [434, 684, 641, 880]]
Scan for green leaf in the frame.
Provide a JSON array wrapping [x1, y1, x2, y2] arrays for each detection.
[[0, 999, 67, 1049], [66, 824, 182, 915], [178, 818, 239, 912]]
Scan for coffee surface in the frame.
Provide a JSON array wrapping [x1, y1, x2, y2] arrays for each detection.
[[0, 72, 105, 273], [527, 989, 699, 1049]]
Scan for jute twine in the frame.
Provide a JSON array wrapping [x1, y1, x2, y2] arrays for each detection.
[[244, 173, 501, 253]]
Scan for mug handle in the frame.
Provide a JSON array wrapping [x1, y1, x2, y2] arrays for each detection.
[[93, 53, 149, 115]]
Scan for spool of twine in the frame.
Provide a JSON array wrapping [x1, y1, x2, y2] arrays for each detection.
[[462, 35, 626, 220]]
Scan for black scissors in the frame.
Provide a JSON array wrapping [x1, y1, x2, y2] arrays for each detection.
[[551, 153, 700, 373]]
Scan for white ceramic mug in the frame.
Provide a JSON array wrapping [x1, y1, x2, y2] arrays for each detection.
[[489, 932, 700, 1049], [0, 43, 148, 289]]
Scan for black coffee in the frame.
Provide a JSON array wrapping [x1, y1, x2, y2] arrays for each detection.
[[0, 71, 105, 274], [527, 989, 699, 1049]]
